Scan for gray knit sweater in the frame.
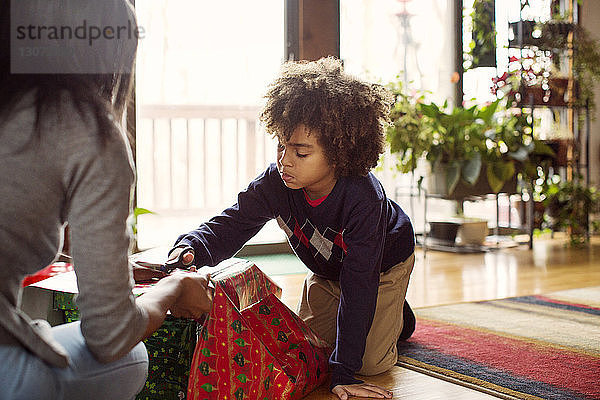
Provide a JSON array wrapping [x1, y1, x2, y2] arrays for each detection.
[[0, 92, 148, 367]]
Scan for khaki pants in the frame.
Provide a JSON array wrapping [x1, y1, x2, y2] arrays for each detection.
[[297, 253, 415, 376]]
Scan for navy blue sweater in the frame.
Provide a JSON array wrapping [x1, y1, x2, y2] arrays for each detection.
[[175, 163, 415, 388]]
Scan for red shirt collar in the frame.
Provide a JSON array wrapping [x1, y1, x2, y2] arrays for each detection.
[[303, 189, 329, 207]]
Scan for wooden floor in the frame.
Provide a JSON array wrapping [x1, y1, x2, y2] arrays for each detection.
[[270, 234, 600, 400]]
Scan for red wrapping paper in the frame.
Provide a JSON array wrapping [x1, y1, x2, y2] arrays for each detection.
[[21, 262, 73, 287], [187, 259, 331, 400]]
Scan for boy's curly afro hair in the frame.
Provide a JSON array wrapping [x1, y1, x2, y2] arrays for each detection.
[[260, 57, 393, 177]]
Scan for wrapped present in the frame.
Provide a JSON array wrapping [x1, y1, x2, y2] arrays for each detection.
[[53, 291, 80, 323], [32, 266, 197, 400], [22, 262, 73, 287], [137, 316, 198, 400], [187, 259, 331, 400]]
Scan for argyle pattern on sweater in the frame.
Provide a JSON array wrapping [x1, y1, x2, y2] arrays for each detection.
[[276, 215, 347, 263]]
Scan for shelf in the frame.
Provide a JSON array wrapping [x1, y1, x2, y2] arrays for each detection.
[[395, 187, 535, 257], [416, 235, 523, 253]]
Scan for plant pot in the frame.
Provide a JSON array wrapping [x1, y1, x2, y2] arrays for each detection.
[[455, 218, 489, 245], [426, 164, 518, 200], [452, 173, 518, 200], [428, 221, 460, 244], [426, 166, 452, 197]]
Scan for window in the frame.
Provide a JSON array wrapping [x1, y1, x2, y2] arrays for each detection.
[[134, 1, 285, 249], [340, 0, 457, 231]]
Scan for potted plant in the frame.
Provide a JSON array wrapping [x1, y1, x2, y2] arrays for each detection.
[[500, 18, 600, 111], [508, 19, 574, 49], [536, 20, 600, 111], [419, 100, 493, 197], [486, 109, 555, 186], [491, 55, 572, 108], [385, 79, 430, 179], [386, 82, 554, 199], [544, 178, 598, 245]]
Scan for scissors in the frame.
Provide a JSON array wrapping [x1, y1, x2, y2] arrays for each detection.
[[162, 246, 195, 273]]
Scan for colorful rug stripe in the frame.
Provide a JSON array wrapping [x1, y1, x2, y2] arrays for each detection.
[[398, 346, 579, 400], [397, 286, 600, 400], [509, 295, 600, 316], [415, 298, 600, 355]]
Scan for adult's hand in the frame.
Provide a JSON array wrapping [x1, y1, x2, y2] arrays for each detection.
[[331, 383, 393, 400], [137, 268, 213, 338], [169, 269, 213, 319]]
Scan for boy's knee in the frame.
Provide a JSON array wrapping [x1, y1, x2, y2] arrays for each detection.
[[358, 349, 397, 376]]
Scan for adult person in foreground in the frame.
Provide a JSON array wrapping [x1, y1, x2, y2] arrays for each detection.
[[0, 1, 212, 399]]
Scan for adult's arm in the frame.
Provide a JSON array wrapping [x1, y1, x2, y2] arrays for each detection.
[[62, 116, 149, 363]]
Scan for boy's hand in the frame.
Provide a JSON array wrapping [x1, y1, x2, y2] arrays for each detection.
[[331, 383, 393, 400], [165, 246, 195, 272], [132, 265, 167, 283]]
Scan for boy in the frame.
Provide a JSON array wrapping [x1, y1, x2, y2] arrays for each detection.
[[168, 57, 415, 399]]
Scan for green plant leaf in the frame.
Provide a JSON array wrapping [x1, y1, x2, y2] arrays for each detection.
[[533, 141, 556, 157], [134, 207, 155, 217], [487, 168, 503, 193], [462, 153, 482, 185], [476, 99, 500, 124], [419, 103, 441, 119], [487, 161, 515, 193]]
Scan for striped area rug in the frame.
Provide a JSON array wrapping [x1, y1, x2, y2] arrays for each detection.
[[397, 286, 600, 400]]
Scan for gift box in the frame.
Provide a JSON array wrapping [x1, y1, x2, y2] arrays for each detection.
[[187, 259, 331, 400], [137, 316, 198, 400], [21, 262, 73, 287], [53, 291, 81, 323]]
